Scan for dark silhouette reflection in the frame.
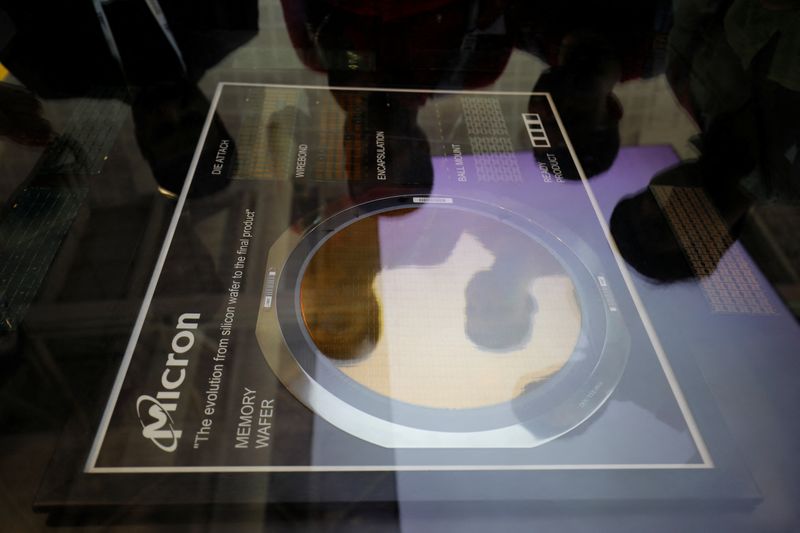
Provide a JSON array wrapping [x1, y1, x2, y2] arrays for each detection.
[[0, 0, 256, 90], [668, 0, 800, 202], [299, 93, 436, 361], [283, 0, 671, 180], [282, 0, 503, 222], [611, 161, 752, 282], [279, 0, 633, 386], [0, 1, 253, 408], [132, 83, 236, 197], [282, 0, 512, 90], [338, 91, 434, 202], [280, 89, 435, 225], [510, 0, 669, 177], [531, 66, 622, 179], [282, 0, 509, 217], [612, 0, 799, 284], [0, 0, 257, 195]]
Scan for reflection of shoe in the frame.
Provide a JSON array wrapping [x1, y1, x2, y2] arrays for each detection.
[[133, 84, 235, 198]]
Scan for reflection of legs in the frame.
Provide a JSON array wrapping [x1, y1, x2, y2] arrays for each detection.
[[133, 83, 233, 197]]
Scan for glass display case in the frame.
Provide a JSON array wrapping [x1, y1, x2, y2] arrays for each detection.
[[1, 0, 798, 530]]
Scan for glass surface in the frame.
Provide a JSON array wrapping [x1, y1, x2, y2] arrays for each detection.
[[300, 206, 581, 408], [0, 0, 798, 530]]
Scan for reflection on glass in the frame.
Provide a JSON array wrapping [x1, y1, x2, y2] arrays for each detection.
[[300, 206, 581, 409]]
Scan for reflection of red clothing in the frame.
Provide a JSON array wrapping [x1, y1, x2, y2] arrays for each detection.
[[510, 0, 668, 81], [322, 0, 460, 21], [281, 0, 512, 90]]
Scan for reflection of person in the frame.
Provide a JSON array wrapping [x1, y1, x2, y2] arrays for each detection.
[[0, 0, 256, 196], [281, 0, 514, 211], [0, 0, 257, 90], [283, 90, 435, 232], [532, 64, 622, 179], [611, 165, 704, 283], [610, 158, 753, 283], [510, 0, 669, 177], [613, 0, 800, 284], [339, 91, 434, 203], [282, 0, 676, 183], [668, 0, 800, 202], [132, 83, 236, 198], [282, 0, 512, 91]]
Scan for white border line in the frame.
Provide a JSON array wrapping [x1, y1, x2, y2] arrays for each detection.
[[86, 82, 711, 473], [218, 81, 552, 96], [90, 463, 712, 474], [545, 93, 713, 467], [84, 83, 226, 472]]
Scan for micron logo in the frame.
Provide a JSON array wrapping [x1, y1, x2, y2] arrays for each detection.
[[136, 313, 200, 452]]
